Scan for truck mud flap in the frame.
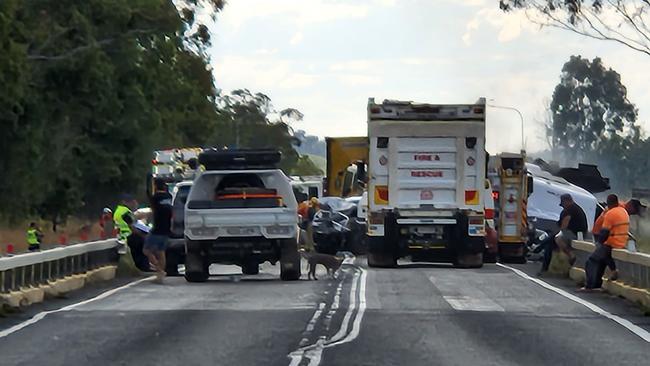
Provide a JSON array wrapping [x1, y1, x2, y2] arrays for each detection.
[[453, 212, 484, 255]]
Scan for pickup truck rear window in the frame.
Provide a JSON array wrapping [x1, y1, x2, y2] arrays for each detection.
[[187, 198, 283, 209]]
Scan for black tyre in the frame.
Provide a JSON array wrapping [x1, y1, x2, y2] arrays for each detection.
[[184, 250, 209, 282], [453, 252, 484, 269], [367, 251, 397, 268], [185, 271, 209, 282], [241, 260, 260, 275], [483, 251, 498, 264], [280, 239, 301, 281]]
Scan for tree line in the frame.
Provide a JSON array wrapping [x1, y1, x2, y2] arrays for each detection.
[[500, 1, 650, 194], [0, 0, 320, 225]]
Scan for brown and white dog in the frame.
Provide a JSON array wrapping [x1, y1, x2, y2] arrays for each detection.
[[299, 249, 344, 280]]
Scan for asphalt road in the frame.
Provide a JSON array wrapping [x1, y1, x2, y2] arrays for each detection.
[[1, 257, 649, 366]]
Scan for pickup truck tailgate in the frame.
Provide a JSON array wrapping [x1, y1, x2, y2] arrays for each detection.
[[185, 208, 298, 240]]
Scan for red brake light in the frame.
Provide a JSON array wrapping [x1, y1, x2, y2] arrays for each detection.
[[473, 107, 484, 114], [485, 208, 495, 219], [492, 191, 499, 200]]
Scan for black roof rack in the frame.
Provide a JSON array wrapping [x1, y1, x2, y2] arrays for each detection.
[[199, 149, 282, 170]]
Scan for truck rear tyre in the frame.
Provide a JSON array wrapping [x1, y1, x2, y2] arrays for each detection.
[[483, 251, 498, 264], [242, 260, 260, 275], [453, 252, 484, 269], [367, 251, 397, 268], [500, 255, 527, 264], [280, 239, 301, 281]]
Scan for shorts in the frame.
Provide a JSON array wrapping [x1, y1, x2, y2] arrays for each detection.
[[555, 230, 577, 245], [144, 234, 168, 252]]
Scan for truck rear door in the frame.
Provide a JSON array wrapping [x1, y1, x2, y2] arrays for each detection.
[[389, 137, 458, 208]]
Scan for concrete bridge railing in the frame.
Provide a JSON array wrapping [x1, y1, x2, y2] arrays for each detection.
[[0, 239, 119, 308], [571, 240, 650, 311]]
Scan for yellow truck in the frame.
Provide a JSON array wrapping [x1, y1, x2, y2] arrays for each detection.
[[325, 137, 369, 198], [487, 152, 533, 263]]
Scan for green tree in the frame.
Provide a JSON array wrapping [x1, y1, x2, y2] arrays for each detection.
[[0, 0, 224, 224], [500, 1, 650, 56], [549, 55, 642, 192], [549, 56, 638, 157], [291, 155, 324, 176], [215, 89, 303, 173]]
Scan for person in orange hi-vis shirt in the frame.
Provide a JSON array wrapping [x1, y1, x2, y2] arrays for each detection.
[[581, 194, 629, 291]]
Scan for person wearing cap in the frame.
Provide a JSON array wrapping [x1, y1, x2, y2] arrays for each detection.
[[113, 195, 137, 246], [539, 193, 587, 275], [581, 194, 630, 291], [556, 194, 587, 264], [114, 194, 152, 271], [590, 197, 645, 278]]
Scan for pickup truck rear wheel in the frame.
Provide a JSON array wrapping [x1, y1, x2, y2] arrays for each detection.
[[184, 251, 209, 282], [280, 239, 301, 281]]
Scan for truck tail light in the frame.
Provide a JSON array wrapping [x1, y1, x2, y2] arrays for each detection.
[[468, 216, 484, 226], [374, 185, 389, 204], [492, 190, 499, 200], [465, 190, 479, 205], [368, 212, 385, 225], [485, 208, 495, 219]]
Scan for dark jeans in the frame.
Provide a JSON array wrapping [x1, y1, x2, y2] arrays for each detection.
[[585, 244, 613, 289], [541, 235, 616, 273], [127, 234, 150, 271], [540, 235, 556, 272]]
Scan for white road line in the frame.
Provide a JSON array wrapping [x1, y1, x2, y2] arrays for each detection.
[[326, 270, 359, 344], [442, 296, 505, 312], [325, 267, 367, 347], [289, 259, 369, 366], [429, 275, 505, 312], [0, 276, 154, 339], [305, 303, 326, 333], [498, 263, 650, 343]]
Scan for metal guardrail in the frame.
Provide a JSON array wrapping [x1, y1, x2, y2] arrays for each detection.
[[0, 239, 118, 294], [573, 240, 650, 290]]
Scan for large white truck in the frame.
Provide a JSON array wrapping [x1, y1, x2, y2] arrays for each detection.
[[366, 98, 488, 268]]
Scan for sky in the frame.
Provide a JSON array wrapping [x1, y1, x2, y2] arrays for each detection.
[[208, 0, 650, 154]]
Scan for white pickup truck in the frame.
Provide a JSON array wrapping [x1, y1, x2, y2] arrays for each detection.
[[183, 149, 301, 282], [366, 98, 488, 268]]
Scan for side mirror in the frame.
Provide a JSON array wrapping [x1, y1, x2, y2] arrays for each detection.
[[526, 175, 534, 197]]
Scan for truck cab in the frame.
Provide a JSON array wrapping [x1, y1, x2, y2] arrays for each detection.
[[366, 98, 488, 268]]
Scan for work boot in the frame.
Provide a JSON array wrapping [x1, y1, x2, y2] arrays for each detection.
[[608, 270, 619, 281]]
